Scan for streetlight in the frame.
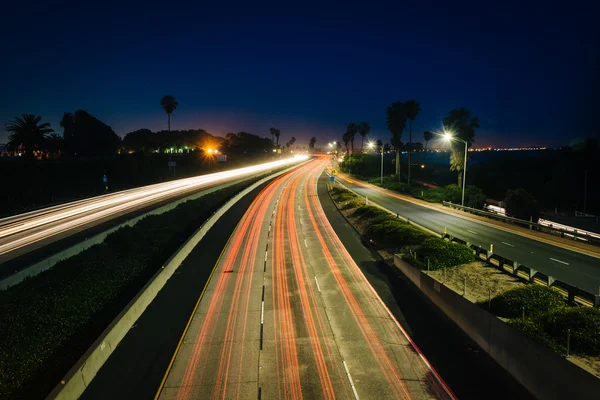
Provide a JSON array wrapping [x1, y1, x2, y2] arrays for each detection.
[[443, 131, 468, 207], [368, 141, 384, 186]]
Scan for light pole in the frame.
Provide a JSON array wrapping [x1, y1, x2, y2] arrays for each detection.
[[443, 132, 468, 207], [368, 141, 384, 186]]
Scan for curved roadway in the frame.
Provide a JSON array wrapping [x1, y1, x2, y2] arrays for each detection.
[[156, 158, 454, 400], [336, 174, 600, 294]]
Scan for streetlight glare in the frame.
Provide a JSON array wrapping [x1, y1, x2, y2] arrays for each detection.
[[443, 132, 453, 141], [367, 141, 375, 149]]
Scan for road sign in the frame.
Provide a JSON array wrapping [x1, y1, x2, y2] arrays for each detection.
[[168, 161, 176, 167], [329, 176, 335, 183], [102, 174, 108, 184], [331, 168, 338, 175]]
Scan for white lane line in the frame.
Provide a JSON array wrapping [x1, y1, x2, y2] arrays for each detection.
[[314, 276, 321, 292], [265, 251, 268, 263], [550, 257, 570, 266], [467, 229, 477, 234], [261, 301, 264, 324], [304, 239, 308, 248], [343, 360, 360, 400], [501, 241, 515, 247]]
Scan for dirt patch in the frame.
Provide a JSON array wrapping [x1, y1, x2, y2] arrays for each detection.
[[426, 261, 526, 304]]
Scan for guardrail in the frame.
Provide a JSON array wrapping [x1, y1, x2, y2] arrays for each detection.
[[442, 201, 600, 247], [437, 232, 600, 308]]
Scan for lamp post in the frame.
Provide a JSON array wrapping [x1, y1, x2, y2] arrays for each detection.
[[443, 132, 468, 207], [368, 141, 384, 186]]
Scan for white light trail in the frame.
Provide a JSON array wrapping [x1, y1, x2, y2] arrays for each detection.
[[0, 157, 303, 256]]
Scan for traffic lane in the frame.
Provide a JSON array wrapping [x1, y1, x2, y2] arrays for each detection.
[[340, 178, 600, 293], [80, 181, 272, 400], [158, 161, 318, 399], [260, 167, 351, 400], [305, 165, 453, 399], [318, 173, 535, 400], [159, 176, 280, 399]]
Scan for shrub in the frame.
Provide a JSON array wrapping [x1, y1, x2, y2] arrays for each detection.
[[508, 318, 563, 352], [417, 237, 475, 270], [339, 200, 363, 210], [464, 185, 487, 209], [351, 205, 390, 222], [489, 285, 566, 319], [336, 192, 358, 203], [539, 307, 600, 356], [330, 186, 350, 196], [505, 188, 540, 223], [366, 220, 428, 248]]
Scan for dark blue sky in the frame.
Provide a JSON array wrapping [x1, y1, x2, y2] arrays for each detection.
[[1, 0, 597, 147]]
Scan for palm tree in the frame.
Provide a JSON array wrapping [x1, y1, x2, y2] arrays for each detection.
[[357, 122, 370, 151], [269, 127, 277, 146], [346, 123, 358, 154], [288, 136, 296, 151], [309, 136, 316, 151], [443, 107, 480, 187], [274, 128, 281, 148], [6, 114, 54, 158], [160, 95, 179, 131], [404, 100, 421, 185], [423, 130, 433, 164], [342, 131, 351, 154], [386, 101, 406, 180]]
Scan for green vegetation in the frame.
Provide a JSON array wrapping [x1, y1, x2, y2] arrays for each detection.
[[329, 185, 475, 269], [0, 177, 264, 399], [366, 220, 428, 248], [486, 285, 600, 356], [505, 188, 540, 223], [416, 237, 476, 270], [489, 285, 566, 319]]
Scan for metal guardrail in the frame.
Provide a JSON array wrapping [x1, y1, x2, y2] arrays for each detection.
[[442, 201, 600, 247], [440, 232, 600, 308]]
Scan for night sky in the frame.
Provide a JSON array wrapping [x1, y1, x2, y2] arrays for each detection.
[[1, 0, 598, 148]]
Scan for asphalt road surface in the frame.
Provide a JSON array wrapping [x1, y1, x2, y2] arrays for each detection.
[[0, 158, 302, 265], [337, 175, 600, 294], [157, 158, 454, 399]]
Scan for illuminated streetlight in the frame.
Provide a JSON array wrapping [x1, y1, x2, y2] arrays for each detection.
[[368, 141, 384, 186], [443, 131, 468, 207]]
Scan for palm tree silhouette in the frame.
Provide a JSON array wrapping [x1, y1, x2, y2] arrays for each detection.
[[6, 114, 54, 158], [404, 100, 421, 184], [357, 122, 370, 151], [346, 123, 358, 155], [160, 95, 179, 131], [386, 102, 406, 180], [423, 130, 433, 164]]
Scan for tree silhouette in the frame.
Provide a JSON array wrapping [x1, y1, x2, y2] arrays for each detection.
[[386, 101, 406, 179], [273, 128, 281, 148], [357, 122, 370, 151], [404, 100, 421, 184], [6, 114, 54, 158], [423, 130, 433, 164], [376, 139, 383, 151], [46, 133, 64, 159], [269, 127, 278, 146], [346, 123, 358, 154], [309, 136, 316, 151], [342, 131, 351, 154], [60, 112, 75, 156], [160, 95, 179, 131], [443, 107, 480, 187]]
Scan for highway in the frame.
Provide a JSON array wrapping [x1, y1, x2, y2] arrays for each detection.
[[336, 174, 600, 294], [0, 157, 303, 265], [156, 158, 454, 399]]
